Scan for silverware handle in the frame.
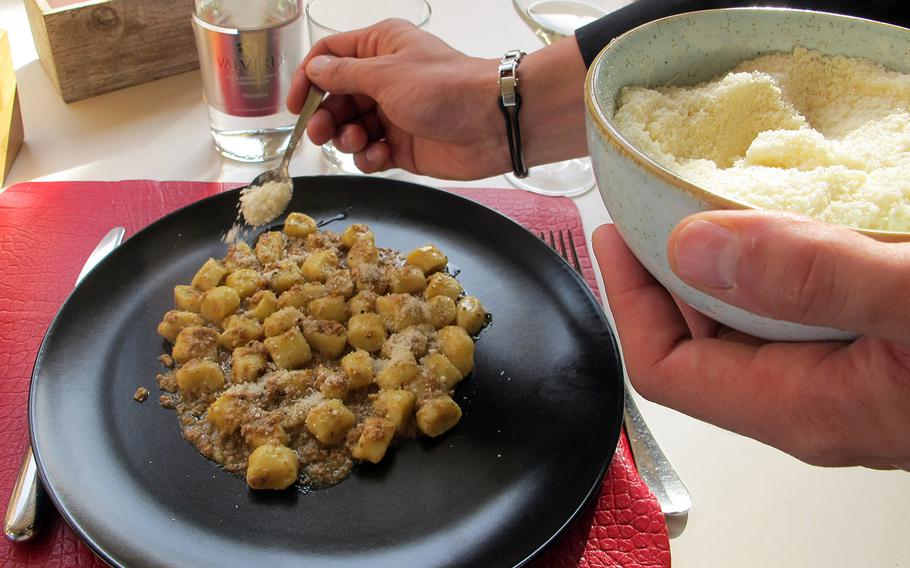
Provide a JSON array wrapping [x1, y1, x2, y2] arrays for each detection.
[[279, 86, 325, 175], [4, 446, 42, 542], [623, 387, 692, 517], [76, 227, 126, 284]]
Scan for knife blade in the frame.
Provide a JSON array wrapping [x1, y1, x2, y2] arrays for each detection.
[[4, 227, 126, 543]]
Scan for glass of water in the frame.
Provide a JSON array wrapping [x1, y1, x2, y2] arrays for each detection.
[[305, 0, 431, 175], [508, 0, 632, 196], [193, 0, 304, 162]]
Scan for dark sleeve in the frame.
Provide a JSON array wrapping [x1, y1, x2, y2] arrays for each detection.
[[575, 0, 908, 67]]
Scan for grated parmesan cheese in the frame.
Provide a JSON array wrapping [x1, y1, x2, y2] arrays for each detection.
[[613, 47, 910, 232], [239, 179, 293, 227]]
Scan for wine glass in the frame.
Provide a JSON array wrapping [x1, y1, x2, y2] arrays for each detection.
[[508, 0, 631, 196]]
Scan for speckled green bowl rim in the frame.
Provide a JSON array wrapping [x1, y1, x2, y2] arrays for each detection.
[[584, 7, 910, 244]]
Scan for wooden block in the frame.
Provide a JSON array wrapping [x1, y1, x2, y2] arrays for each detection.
[[24, 0, 199, 103], [1, 30, 24, 186]]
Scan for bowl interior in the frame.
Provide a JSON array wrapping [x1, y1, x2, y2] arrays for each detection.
[[587, 7, 910, 241]]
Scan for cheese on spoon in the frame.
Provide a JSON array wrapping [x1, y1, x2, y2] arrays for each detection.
[[240, 179, 293, 227]]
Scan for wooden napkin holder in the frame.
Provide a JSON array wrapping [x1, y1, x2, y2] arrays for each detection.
[[24, 0, 199, 103], [1, 30, 24, 185]]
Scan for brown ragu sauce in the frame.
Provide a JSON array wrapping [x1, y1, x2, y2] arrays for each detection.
[[154, 212, 488, 490]]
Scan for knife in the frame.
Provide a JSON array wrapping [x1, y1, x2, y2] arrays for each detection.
[[4, 227, 126, 543]]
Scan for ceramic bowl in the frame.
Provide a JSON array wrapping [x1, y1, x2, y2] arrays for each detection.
[[584, 8, 910, 341]]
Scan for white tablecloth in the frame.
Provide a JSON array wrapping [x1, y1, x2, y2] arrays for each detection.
[[2, 0, 909, 566]]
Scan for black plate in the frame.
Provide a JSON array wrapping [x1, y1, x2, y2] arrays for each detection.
[[30, 176, 623, 568]]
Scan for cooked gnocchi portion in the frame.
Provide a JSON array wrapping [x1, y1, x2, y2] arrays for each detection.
[[155, 214, 488, 490]]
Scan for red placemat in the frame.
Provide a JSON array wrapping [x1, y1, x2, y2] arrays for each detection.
[[0, 180, 670, 568]]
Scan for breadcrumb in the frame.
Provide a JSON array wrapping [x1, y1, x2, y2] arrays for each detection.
[[133, 387, 149, 403]]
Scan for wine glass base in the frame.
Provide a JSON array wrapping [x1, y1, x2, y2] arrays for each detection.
[[322, 143, 396, 177], [504, 158, 596, 197]]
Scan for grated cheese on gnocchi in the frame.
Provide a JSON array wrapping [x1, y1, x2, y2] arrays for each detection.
[[155, 214, 489, 490]]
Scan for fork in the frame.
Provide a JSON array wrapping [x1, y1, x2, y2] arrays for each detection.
[[541, 229, 692, 534]]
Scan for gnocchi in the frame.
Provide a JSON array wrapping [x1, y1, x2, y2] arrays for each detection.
[[154, 213, 489, 491], [246, 444, 299, 490]]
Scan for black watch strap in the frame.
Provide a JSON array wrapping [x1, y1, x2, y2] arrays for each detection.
[[498, 50, 528, 178]]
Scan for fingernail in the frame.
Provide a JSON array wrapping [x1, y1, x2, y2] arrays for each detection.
[[307, 55, 333, 76], [673, 220, 739, 289], [366, 144, 384, 164]]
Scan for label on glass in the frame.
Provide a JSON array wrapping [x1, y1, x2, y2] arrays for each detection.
[[193, 14, 301, 117]]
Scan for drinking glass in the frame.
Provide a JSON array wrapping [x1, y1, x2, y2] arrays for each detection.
[[508, 0, 632, 196], [305, 0, 431, 175], [193, 0, 304, 163]]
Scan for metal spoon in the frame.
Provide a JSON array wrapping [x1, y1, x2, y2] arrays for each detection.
[[249, 86, 325, 191]]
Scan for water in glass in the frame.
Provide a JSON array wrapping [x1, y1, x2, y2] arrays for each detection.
[[193, 0, 304, 162]]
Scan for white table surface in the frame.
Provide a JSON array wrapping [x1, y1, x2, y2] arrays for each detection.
[[3, 1, 910, 566]]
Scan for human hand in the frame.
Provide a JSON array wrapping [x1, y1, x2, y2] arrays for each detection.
[[287, 19, 589, 178], [593, 211, 910, 471]]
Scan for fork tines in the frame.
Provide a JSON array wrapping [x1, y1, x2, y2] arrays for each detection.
[[539, 229, 583, 275]]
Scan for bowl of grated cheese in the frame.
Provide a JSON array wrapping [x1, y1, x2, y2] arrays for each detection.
[[584, 7, 910, 341]]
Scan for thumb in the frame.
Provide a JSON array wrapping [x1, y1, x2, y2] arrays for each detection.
[[305, 55, 378, 96], [667, 210, 910, 343]]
